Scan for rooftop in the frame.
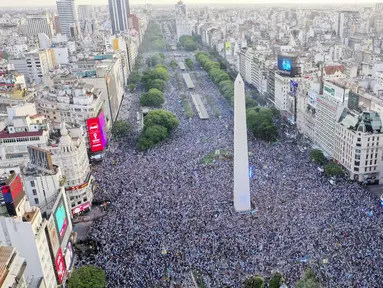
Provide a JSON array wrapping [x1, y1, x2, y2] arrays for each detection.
[[22, 209, 38, 223], [0, 130, 43, 139]]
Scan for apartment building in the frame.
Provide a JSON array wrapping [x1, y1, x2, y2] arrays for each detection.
[[36, 80, 104, 129], [46, 126, 94, 216], [25, 49, 53, 85], [0, 246, 27, 288], [333, 111, 383, 183]]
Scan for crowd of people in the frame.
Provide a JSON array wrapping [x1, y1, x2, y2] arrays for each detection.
[[75, 52, 383, 287]]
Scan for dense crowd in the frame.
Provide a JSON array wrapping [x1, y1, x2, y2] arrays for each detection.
[[75, 52, 383, 287]]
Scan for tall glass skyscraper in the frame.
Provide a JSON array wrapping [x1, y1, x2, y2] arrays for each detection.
[[108, 0, 130, 34]]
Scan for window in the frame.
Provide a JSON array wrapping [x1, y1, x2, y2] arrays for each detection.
[[354, 167, 359, 172], [34, 198, 39, 204], [30, 181, 35, 187], [32, 189, 37, 195]]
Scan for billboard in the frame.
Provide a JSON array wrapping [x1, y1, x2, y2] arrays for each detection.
[[86, 117, 105, 153], [71, 201, 92, 215], [1, 174, 25, 215], [308, 90, 317, 107], [290, 80, 298, 96], [48, 217, 60, 257], [225, 41, 231, 51], [54, 200, 68, 241], [64, 242, 74, 271], [97, 110, 108, 148], [55, 248, 67, 284], [277, 56, 297, 76], [27, 146, 54, 171], [323, 81, 348, 103], [112, 38, 119, 51]]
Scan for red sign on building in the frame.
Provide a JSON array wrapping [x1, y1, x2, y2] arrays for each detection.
[[55, 248, 67, 284], [86, 118, 104, 153]]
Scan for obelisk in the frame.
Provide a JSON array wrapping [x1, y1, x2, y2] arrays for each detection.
[[233, 73, 251, 212]]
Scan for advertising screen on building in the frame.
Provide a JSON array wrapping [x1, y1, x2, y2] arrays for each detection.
[[290, 80, 298, 95], [64, 242, 74, 271], [87, 117, 105, 153], [97, 110, 107, 148], [48, 217, 60, 257], [7, 174, 25, 208], [54, 201, 68, 241], [278, 56, 295, 76], [55, 248, 67, 284]]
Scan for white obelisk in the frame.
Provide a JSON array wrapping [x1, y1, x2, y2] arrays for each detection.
[[233, 73, 251, 212]]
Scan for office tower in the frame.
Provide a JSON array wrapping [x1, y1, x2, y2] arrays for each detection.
[[56, 0, 79, 38], [108, 0, 130, 34], [24, 14, 54, 38]]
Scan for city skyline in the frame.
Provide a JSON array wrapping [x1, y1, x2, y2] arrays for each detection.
[[0, 0, 379, 8]]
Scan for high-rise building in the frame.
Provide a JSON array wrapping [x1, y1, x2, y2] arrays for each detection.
[[56, 0, 79, 38], [175, 0, 191, 40], [108, 0, 130, 34], [78, 5, 94, 21], [25, 49, 54, 85], [24, 14, 54, 39]]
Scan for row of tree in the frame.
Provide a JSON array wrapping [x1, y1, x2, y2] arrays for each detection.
[[146, 53, 166, 67], [310, 149, 344, 177], [140, 22, 165, 52], [140, 64, 171, 107], [244, 268, 321, 288], [195, 51, 234, 102], [196, 51, 277, 141], [179, 35, 199, 51], [138, 110, 179, 151]]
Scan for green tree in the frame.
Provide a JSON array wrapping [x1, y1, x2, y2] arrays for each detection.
[[129, 70, 141, 84], [68, 265, 105, 288], [243, 275, 265, 288], [246, 96, 258, 109], [310, 149, 325, 164], [140, 88, 165, 107], [185, 58, 194, 70], [324, 162, 343, 177], [159, 53, 166, 61], [138, 124, 168, 150], [154, 64, 169, 71], [127, 84, 136, 92], [184, 39, 197, 51], [152, 66, 170, 82], [170, 59, 178, 70], [247, 107, 277, 142], [111, 120, 132, 138], [296, 268, 321, 288], [269, 272, 284, 288], [144, 109, 179, 136], [149, 79, 166, 92], [146, 54, 161, 67]]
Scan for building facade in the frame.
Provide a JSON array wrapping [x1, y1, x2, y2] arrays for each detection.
[[24, 14, 54, 39], [47, 126, 94, 216], [175, 0, 191, 40], [0, 246, 27, 288]]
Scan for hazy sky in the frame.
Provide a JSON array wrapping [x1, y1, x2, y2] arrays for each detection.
[[0, 0, 376, 7]]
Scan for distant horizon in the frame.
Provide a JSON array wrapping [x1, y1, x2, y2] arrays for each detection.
[[0, 0, 378, 8]]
